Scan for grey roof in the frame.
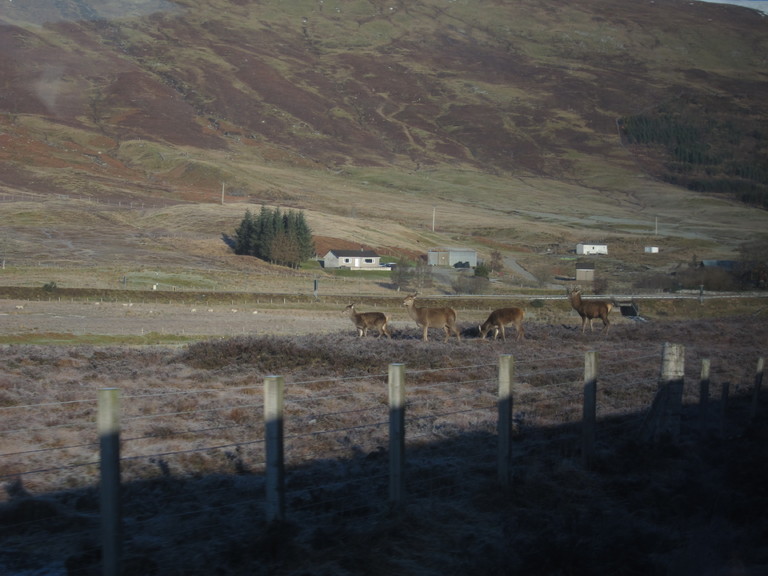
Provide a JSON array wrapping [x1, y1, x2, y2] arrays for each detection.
[[326, 249, 380, 258]]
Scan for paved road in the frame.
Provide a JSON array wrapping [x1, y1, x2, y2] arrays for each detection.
[[503, 256, 538, 284]]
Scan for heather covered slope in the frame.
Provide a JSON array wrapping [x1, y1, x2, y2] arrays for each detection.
[[1, 0, 767, 190]]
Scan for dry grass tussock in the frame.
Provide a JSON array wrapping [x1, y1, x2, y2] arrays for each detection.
[[0, 316, 767, 575]]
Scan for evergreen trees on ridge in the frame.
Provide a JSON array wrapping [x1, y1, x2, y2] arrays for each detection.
[[234, 206, 315, 268]]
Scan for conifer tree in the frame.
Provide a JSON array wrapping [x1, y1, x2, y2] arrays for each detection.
[[234, 209, 255, 255], [257, 205, 276, 262], [293, 210, 315, 262]]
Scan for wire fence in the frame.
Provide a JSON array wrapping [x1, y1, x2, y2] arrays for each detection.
[[0, 346, 764, 575], [0, 191, 181, 210]]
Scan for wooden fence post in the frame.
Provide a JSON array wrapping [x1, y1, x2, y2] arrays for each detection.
[[582, 351, 598, 467], [264, 375, 285, 522], [388, 363, 406, 509], [497, 354, 514, 486], [98, 388, 121, 576], [698, 359, 711, 435], [750, 358, 764, 423]]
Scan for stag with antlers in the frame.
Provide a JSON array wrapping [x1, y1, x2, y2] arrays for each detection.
[[567, 287, 613, 334]]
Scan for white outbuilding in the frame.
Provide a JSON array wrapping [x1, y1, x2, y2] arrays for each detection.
[[427, 247, 478, 268], [576, 243, 608, 255]]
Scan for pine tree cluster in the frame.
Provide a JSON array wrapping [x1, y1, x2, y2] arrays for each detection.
[[234, 207, 315, 268]]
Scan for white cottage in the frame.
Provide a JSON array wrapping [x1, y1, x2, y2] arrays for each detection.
[[322, 249, 381, 270]]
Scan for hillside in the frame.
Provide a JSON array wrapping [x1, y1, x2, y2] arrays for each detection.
[[1, 0, 768, 291]]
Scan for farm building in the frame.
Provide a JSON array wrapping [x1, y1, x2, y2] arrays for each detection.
[[575, 261, 595, 283], [322, 249, 382, 270], [427, 247, 478, 268], [576, 243, 608, 255]]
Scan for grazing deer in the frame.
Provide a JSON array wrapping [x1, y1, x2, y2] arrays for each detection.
[[479, 307, 525, 341], [344, 304, 391, 339], [402, 293, 461, 342], [567, 287, 613, 333]]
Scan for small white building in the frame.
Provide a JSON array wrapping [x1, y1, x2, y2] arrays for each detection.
[[322, 249, 382, 270], [576, 243, 608, 255], [575, 261, 595, 282]]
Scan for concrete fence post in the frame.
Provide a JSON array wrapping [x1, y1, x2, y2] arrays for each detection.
[[642, 343, 685, 442], [388, 363, 406, 509], [98, 388, 121, 576], [264, 375, 285, 522], [582, 351, 598, 467], [656, 342, 686, 442], [497, 354, 514, 486]]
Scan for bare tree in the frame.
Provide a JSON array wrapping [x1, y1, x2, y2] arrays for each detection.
[[490, 250, 504, 274]]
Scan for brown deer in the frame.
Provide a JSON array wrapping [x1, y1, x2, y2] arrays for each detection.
[[478, 307, 525, 341], [567, 287, 613, 333], [402, 293, 461, 342], [344, 304, 391, 338]]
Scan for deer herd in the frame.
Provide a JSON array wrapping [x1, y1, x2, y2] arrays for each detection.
[[344, 288, 615, 342]]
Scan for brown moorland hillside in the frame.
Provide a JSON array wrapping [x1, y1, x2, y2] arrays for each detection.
[[1, 0, 767, 293], [3, 0, 767, 177]]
